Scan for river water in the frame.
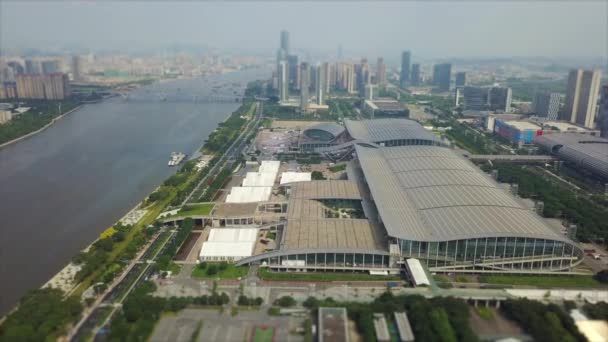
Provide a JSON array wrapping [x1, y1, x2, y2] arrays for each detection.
[[0, 68, 268, 315]]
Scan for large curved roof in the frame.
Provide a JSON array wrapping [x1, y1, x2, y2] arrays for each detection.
[[535, 133, 608, 179], [345, 118, 444, 145], [355, 144, 573, 243], [303, 122, 346, 141]]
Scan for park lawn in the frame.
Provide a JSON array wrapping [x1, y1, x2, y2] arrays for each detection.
[[328, 164, 346, 172], [253, 327, 274, 342], [178, 203, 215, 217], [479, 275, 603, 288], [475, 307, 494, 320], [191, 264, 249, 279], [259, 268, 401, 282], [168, 262, 182, 276]]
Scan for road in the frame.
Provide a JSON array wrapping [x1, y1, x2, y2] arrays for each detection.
[[68, 230, 165, 340], [182, 101, 263, 205]]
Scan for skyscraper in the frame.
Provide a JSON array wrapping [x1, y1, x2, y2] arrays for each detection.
[[400, 51, 411, 89], [278, 61, 288, 103], [337, 44, 343, 61], [376, 57, 386, 85], [455, 72, 466, 87], [315, 64, 326, 105], [598, 85, 608, 138], [280, 30, 290, 54], [322, 62, 331, 93], [532, 92, 561, 120], [71, 56, 82, 82], [433, 63, 451, 91], [356, 59, 370, 97], [287, 55, 299, 90], [300, 62, 310, 111], [346, 63, 356, 94], [488, 86, 512, 113], [561, 69, 602, 128], [410, 64, 421, 86]]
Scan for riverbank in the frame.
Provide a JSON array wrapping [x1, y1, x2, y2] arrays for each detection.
[[0, 104, 84, 150]]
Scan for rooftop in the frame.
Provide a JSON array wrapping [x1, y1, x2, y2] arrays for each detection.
[[344, 118, 444, 145], [282, 180, 386, 252], [355, 144, 571, 242]]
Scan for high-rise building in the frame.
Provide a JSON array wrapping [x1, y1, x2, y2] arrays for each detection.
[[364, 84, 375, 101], [25, 59, 40, 75], [455, 72, 466, 87], [356, 59, 370, 97], [278, 61, 288, 103], [532, 92, 561, 120], [598, 85, 608, 138], [337, 44, 343, 60], [463, 86, 489, 110], [315, 64, 326, 105], [300, 62, 310, 111], [287, 55, 299, 90], [0, 82, 18, 100], [71, 56, 82, 82], [433, 63, 451, 91], [488, 86, 512, 113], [376, 57, 386, 85], [280, 30, 290, 54], [345, 63, 356, 94], [322, 62, 331, 94], [400, 51, 411, 89], [410, 64, 421, 86], [561, 69, 602, 128], [15, 73, 70, 100], [41, 60, 59, 75]]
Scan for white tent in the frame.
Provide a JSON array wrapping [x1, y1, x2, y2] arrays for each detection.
[[242, 172, 276, 187], [199, 228, 259, 262], [225, 186, 272, 203], [280, 172, 312, 185]]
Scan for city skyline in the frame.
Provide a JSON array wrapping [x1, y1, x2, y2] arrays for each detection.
[[1, 1, 607, 59]]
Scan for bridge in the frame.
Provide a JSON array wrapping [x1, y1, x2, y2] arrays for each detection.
[[118, 92, 242, 104], [465, 154, 557, 163]]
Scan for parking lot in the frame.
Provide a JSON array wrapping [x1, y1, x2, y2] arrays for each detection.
[[149, 308, 305, 342]]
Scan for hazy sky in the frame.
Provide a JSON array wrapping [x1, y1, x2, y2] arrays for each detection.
[[1, 1, 606, 59]]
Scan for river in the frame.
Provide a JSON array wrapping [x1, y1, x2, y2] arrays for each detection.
[[0, 68, 268, 315]]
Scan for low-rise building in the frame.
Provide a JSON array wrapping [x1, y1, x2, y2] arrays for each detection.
[[0, 110, 12, 124], [319, 307, 349, 342]]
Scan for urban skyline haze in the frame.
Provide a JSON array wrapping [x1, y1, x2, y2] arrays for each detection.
[[1, 1, 607, 60]]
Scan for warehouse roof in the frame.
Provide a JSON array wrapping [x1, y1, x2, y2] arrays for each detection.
[[535, 133, 608, 179], [355, 144, 571, 242], [344, 118, 444, 145]]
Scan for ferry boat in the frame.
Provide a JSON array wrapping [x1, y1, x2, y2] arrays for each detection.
[[168, 152, 187, 166]]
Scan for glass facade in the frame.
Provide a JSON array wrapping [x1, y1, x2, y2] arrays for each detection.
[[398, 237, 583, 271], [256, 252, 390, 269]]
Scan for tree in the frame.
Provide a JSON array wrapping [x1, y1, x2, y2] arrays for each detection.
[[207, 264, 218, 275], [275, 296, 296, 307], [594, 270, 608, 283], [219, 262, 228, 271], [311, 171, 325, 180]]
